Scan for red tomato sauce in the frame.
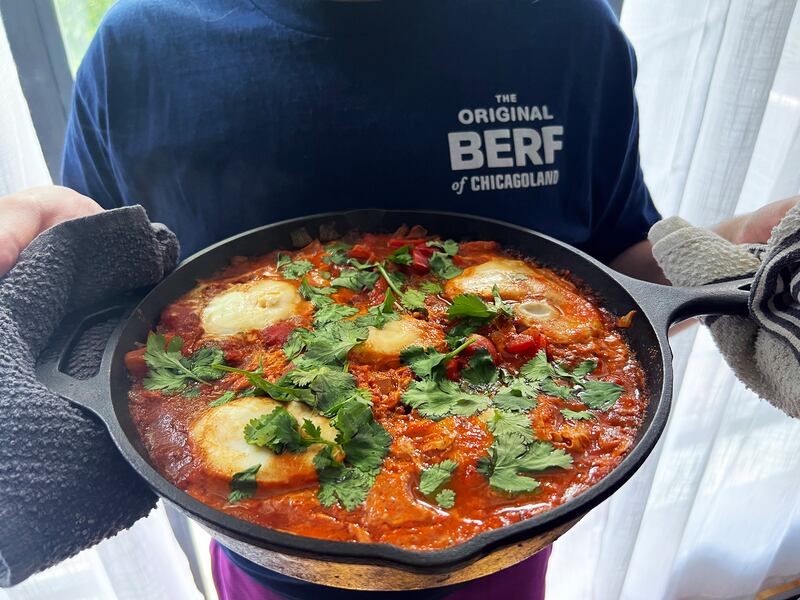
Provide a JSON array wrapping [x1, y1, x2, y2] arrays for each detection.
[[127, 232, 647, 550]]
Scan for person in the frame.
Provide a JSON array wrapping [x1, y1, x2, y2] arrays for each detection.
[[0, 0, 796, 598]]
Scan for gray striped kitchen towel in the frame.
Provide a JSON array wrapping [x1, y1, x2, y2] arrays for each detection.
[[650, 203, 800, 419], [750, 211, 800, 363]]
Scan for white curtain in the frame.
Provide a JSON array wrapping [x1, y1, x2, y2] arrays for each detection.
[[547, 1, 800, 599], [0, 14, 203, 600]]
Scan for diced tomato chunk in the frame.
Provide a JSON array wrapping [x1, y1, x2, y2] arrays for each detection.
[[445, 358, 462, 381], [411, 247, 431, 274], [505, 332, 547, 356], [463, 334, 499, 363], [124, 347, 148, 378], [413, 244, 435, 258], [366, 277, 389, 303], [458, 241, 500, 254], [259, 321, 295, 347], [347, 244, 374, 261], [387, 238, 426, 249]]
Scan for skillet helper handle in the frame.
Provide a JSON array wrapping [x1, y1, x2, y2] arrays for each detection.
[[624, 276, 753, 329], [36, 290, 147, 421]]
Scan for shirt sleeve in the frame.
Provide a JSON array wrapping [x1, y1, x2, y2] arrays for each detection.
[[581, 17, 661, 264], [60, 29, 122, 209]]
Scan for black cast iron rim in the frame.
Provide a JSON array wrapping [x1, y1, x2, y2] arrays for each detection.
[[98, 210, 673, 574]]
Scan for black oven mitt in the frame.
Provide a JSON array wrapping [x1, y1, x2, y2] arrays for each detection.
[[0, 205, 178, 586]]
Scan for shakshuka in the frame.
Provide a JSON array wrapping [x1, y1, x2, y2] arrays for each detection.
[[126, 227, 646, 550]]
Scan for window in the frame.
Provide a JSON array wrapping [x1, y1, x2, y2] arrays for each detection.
[[52, 0, 117, 76]]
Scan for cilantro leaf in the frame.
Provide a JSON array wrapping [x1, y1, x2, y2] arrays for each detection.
[[317, 465, 375, 511], [429, 252, 462, 279], [560, 408, 595, 420], [355, 290, 399, 329], [341, 419, 392, 474], [188, 347, 227, 381], [386, 245, 413, 265], [487, 410, 534, 443], [445, 319, 483, 349], [400, 337, 475, 380], [143, 334, 225, 392], [419, 281, 444, 294], [540, 378, 575, 400], [426, 239, 459, 256], [208, 390, 237, 407], [518, 350, 553, 382], [313, 302, 360, 327], [284, 328, 314, 360], [492, 380, 539, 412], [461, 348, 498, 386], [579, 380, 624, 411], [401, 288, 427, 312], [400, 346, 449, 379], [331, 268, 380, 292], [324, 383, 372, 428], [402, 379, 489, 420], [278, 254, 314, 280], [323, 242, 352, 266], [447, 294, 492, 320], [419, 460, 457, 495], [244, 407, 306, 454], [516, 441, 573, 471], [214, 365, 314, 405], [228, 464, 260, 504], [477, 434, 540, 494], [298, 279, 336, 306], [435, 489, 456, 509], [491, 285, 514, 318]]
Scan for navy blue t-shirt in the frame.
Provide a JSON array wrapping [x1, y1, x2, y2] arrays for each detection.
[[62, 0, 659, 596], [62, 0, 659, 263]]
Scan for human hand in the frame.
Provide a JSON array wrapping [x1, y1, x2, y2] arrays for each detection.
[[0, 185, 103, 276], [714, 196, 799, 245]]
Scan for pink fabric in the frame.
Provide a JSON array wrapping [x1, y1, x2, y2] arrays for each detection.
[[210, 540, 550, 600]]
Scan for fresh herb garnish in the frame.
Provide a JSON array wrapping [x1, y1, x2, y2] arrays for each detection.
[[419, 460, 457, 495], [560, 408, 595, 420], [402, 379, 490, 420], [228, 464, 260, 504], [419, 281, 444, 294], [322, 242, 352, 266], [492, 380, 539, 412], [208, 390, 237, 407], [277, 254, 314, 279], [477, 420, 572, 494], [461, 348, 498, 386], [386, 245, 413, 265], [429, 252, 462, 279], [445, 286, 512, 347], [331, 268, 380, 292], [426, 239, 459, 256], [579, 380, 624, 410], [435, 489, 456, 509], [143, 334, 225, 392], [399, 337, 476, 380]]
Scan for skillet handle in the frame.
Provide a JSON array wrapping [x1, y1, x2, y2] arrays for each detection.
[[36, 290, 148, 422], [622, 276, 752, 330]]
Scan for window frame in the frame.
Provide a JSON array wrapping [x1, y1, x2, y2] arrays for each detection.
[[0, 0, 72, 181]]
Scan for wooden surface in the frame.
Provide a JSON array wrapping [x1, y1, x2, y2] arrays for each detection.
[[207, 518, 580, 591]]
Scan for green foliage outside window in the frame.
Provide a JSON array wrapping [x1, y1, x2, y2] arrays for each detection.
[[53, 0, 117, 75]]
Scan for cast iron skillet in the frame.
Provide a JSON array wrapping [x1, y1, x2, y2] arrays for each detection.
[[36, 210, 750, 588]]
